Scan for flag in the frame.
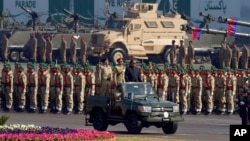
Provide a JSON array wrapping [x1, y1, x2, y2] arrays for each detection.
[[192, 26, 201, 40], [227, 18, 237, 36]]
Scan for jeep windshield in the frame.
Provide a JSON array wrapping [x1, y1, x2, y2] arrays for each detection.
[[121, 82, 156, 96], [106, 20, 128, 30]]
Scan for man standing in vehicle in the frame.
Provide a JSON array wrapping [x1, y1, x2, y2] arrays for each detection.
[[125, 59, 141, 82], [170, 40, 177, 67]]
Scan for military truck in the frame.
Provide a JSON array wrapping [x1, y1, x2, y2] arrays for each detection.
[[85, 82, 183, 134], [88, 2, 188, 63]]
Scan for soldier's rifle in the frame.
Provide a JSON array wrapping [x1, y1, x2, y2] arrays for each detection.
[[62, 8, 84, 33], [20, 6, 39, 31]]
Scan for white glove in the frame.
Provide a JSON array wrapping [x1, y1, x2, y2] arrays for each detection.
[[10, 89, 14, 93], [223, 91, 225, 96], [199, 91, 202, 96], [45, 90, 49, 94], [23, 90, 26, 93], [232, 92, 236, 96], [71, 91, 74, 95], [162, 92, 166, 96], [240, 101, 245, 105], [91, 91, 95, 96], [60, 91, 63, 95], [176, 92, 179, 96], [188, 90, 191, 94], [80, 91, 84, 95], [211, 92, 214, 96], [185, 92, 188, 96]]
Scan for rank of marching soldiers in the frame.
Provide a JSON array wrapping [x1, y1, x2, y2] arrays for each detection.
[[230, 125, 250, 141]]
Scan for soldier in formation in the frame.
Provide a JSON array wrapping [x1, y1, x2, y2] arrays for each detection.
[[187, 40, 195, 65], [70, 36, 77, 65], [39, 34, 46, 63], [1, 34, 9, 63], [46, 35, 53, 64]]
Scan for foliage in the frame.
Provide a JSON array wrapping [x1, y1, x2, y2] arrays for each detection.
[[0, 115, 10, 126]]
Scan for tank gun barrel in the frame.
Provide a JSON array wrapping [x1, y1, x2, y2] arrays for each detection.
[[218, 16, 250, 27], [63, 8, 73, 16]]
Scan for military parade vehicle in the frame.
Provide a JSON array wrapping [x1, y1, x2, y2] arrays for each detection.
[[0, 6, 94, 62], [88, 2, 188, 64], [85, 82, 183, 134]]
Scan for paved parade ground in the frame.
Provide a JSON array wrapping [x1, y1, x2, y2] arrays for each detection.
[[1, 111, 240, 141]]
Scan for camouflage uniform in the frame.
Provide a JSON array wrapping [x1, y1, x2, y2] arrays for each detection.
[[70, 36, 77, 64], [80, 37, 87, 65], [190, 70, 203, 114], [99, 59, 113, 96], [187, 41, 195, 65], [215, 70, 226, 114], [178, 40, 186, 67], [225, 71, 237, 114], [60, 36, 67, 63], [1, 34, 8, 62], [63, 65, 74, 114], [224, 45, 232, 68], [170, 40, 177, 66], [46, 36, 53, 64], [26, 62, 38, 112], [231, 45, 240, 70], [156, 69, 169, 101], [73, 65, 85, 113], [179, 71, 189, 114], [203, 71, 215, 114], [1, 63, 13, 111], [39, 34, 46, 63], [30, 33, 37, 62], [38, 63, 51, 113], [168, 70, 180, 103], [241, 45, 249, 69]]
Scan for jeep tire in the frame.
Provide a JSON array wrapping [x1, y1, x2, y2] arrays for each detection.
[[162, 122, 178, 134], [125, 113, 142, 134], [92, 110, 108, 131]]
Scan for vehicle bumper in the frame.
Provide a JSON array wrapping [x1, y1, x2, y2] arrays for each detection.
[[142, 116, 184, 123]]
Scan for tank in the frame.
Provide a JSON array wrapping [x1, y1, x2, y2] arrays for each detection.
[[0, 6, 96, 62]]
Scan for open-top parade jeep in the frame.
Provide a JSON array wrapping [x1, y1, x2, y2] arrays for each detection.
[[85, 82, 183, 134]]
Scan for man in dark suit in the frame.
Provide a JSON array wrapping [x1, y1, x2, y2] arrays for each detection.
[[125, 59, 142, 82]]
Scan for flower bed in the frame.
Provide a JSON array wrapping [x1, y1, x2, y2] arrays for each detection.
[[0, 124, 115, 141]]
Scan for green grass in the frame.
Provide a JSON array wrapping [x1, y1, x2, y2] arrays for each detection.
[[116, 135, 185, 141]]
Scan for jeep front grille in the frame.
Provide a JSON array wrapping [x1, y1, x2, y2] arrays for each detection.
[[152, 107, 173, 112], [91, 34, 105, 46]]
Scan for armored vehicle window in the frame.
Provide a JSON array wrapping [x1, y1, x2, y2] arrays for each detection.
[[161, 21, 174, 28], [107, 20, 128, 29], [145, 21, 158, 28], [134, 24, 141, 30]]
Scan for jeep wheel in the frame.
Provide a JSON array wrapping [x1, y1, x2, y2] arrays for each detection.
[[109, 48, 126, 64], [92, 110, 108, 131], [10, 51, 20, 61], [162, 122, 178, 134], [125, 113, 142, 134]]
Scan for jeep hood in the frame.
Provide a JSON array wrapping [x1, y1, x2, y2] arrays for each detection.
[[132, 97, 177, 107]]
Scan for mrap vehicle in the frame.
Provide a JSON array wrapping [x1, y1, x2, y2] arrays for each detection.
[[88, 2, 188, 63]]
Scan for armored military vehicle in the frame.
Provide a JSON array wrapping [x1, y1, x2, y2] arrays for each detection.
[[0, 6, 95, 62], [85, 82, 183, 134], [88, 2, 188, 63]]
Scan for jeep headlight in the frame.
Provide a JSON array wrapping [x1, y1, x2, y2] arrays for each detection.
[[173, 105, 179, 113], [138, 106, 152, 112]]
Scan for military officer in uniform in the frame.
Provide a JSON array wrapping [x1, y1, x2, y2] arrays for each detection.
[[85, 65, 95, 97], [187, 40, 195, 65], [156, 68, 169, 101], [15, 64, 27, 112], [26, 62, 38, 113], [203, 70, 215, 115], [99, 58, 113, 96], [168, 69, 180, 103], [232, 44, 240, 70], [179, 40, 186, 67], [225, 70, 237, 115], [39, 34, 46, 63], [70, 36, 77, 64], [1, 63, 13, 111], [170, 40, 177, 66], [114, 58, 125, 85], [73, 65, 86, 114], [30, 33, 37, 63], [179, 69, 189, 115], [146, 69, 156, 90], [38, 63, 51, 113], [80, 36, 87, 65], [94, 62, 102, 95], [225, 45, 232, 68], [50, 65, 63, 114], [60, 35, 67, 63], [241, 44, 249, 69], [1, 34, 9, 63], [63, 64, 74, 114], [190, 69, 203, 114], [215, 69, 226, 114], [46, 35, 53, 64]]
